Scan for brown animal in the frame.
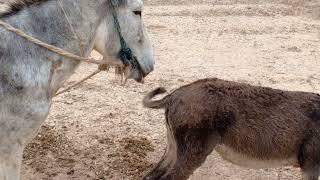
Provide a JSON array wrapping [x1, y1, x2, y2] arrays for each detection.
[[143, 78, 320, 180]]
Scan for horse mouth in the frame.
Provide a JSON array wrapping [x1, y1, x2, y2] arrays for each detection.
[[133, 70, 145, 83], [131, 56, 147, 84]]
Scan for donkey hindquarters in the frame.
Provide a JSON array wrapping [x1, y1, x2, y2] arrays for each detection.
[[143, 78, 320, 180]]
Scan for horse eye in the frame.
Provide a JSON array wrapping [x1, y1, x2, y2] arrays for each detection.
[[133, 11, 142, 17]]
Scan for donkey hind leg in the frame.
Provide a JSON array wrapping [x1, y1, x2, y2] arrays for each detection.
[[0, 144, 24, 180], [144, 121, 220, 180], [299, 130, 320, 180], [144, 121, 179, 180], [165, 128, 219, 180]]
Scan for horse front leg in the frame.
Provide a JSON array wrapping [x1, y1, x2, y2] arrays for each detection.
[[0, 97, 50, 180], [0, 142, 24, 180]]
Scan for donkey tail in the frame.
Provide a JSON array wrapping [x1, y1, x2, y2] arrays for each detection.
[[143, 87, 168, 109]]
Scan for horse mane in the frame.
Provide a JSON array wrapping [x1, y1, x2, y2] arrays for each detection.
[[0, 0, 127, 18], [0, 0, 49, 17]]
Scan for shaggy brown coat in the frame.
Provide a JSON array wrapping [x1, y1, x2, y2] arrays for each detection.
[[143, 78, 320, 180]]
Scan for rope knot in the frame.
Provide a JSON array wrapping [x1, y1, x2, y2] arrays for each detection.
[[119, 47, 133, 66]]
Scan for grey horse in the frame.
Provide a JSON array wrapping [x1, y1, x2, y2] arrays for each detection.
[[0, 0, 154, 179]]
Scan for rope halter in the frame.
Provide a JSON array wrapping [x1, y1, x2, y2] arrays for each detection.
[[110, 0, 145, 76]]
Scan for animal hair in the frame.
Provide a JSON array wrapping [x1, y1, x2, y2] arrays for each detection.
[[0, 0, 51, 17], [0, 0, 127, 18]]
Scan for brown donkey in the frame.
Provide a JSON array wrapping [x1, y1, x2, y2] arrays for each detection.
[[143, 78, 320, 180]]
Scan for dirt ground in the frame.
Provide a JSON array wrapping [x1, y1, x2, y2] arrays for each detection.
[[2, 0, 319, 179]]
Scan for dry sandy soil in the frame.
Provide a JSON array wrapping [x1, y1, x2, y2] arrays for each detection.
[[2, 0, 320, 179]]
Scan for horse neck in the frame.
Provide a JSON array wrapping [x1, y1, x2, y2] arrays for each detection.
[[2, 0, 104, 95], [7, 0, 103, 54]]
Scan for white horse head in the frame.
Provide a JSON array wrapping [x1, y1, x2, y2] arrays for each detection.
[[94, 0, 154, 82]]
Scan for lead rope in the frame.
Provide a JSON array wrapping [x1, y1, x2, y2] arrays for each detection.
[[0, 20, 107, 65], [0, 19, 111, 97], [54, 65, 110, 97]]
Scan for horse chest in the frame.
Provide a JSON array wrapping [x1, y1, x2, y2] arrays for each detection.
[[214, 145, 298, 169]]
